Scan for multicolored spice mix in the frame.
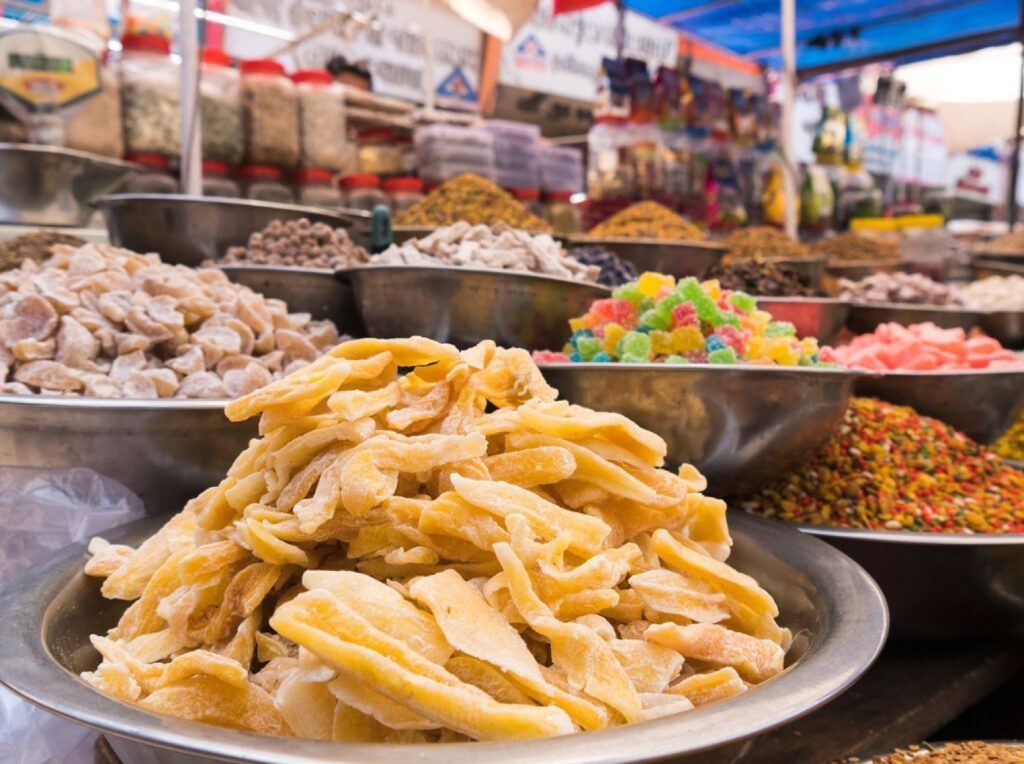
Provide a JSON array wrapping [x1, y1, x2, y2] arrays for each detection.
[[993, 415, 1024, 462], [837, 741, 1024, 763], [533, 272, 822, 366], [743, 398, 1024, 533], [394, 174, 551, 232], [723, 226, 811, 261], [587, 201, 706, 241], [703, 257, 820, 297]]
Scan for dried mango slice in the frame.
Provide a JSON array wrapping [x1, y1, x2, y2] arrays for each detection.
[[637, 692, 695, 720], [271, 418, 375, 486], [99, 510, 196, 600], [387, 381, 450, 432], [483, 447, 576, 487], [667, 667, 747, 706], [330, 337, 458, 368], [328, 672, 439, 730], [340, 449, 399, 518], [275, 672, 334, 741], [226, 355, 350, 422], [327, 381, 401, 421], [645, 622, 784, 683], [417, 493, 510, 552], [629, 568, 730, 624], [444, 656, 534, 705], [609, 639, 684, 693], [139, 675, 293, 736], [84, 538, 135, 578]]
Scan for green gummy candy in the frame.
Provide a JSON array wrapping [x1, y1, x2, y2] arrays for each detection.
[[616, 330, 652, 360], [639, 308, 672, 330], [709, 310, 741, 329], [635, 296, 655, 314], [612, 283, 643, 302], [728, 291, 757, 312], [707, 347, 738, 364], [664, 354, 688, 364], [576, 336, 603, 360], [620, 353, 648, 364], [766, 321, 797, 337], [656, 291, 684, 311]]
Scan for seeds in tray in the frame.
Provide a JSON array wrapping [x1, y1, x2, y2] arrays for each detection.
[[821, 322, 1023, 371], [837, 741, 1024, 763], [961, 275, 1024, 311], [703, 257, 820, 297], [122, 83, 181, 156], [723, 226, 811, 261], [537, 272, 822, 365], [395, 174, 551, 231], [587, 201, 705, 241], [993, 416, 1024, 461], [567, 244, 637, 287], [243, 77, 300, 168], [0, 231, 86, 272], [374, 221, 599, 282], [743, 397, 1024, 533], [217, 218, 369, 269], [813, 231, 901, 264], [201, 92, 244, 166], [80, 337, 789, 741], [979, 229, 1024, 254], [0, 242, 342, 399], [838, 272, 965, 306]]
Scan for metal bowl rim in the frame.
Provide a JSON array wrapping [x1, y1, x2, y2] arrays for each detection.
[[847, 300, 981, 315], [538, 362, 868, 378], [94, 193, 370, 222], [566, 234, 727, 252], [825, 259, 907, 269], [393, 224, 552, 235], [855, 367, 1024, 379], [0, 142, 143, 171], [0, 393, 231, 411], [795, 522, 1024, 546], [754, 296, 848, 306], [0, 510, 888, 764], [217, 263, 335, 276], [336, 263, 612, 291]]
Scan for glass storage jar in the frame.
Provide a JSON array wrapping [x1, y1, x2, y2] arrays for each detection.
[[341, 174, 387, 211], [241, 59, 300, 168], [544, 191, 582, 235], [124, 152, 178, 194], [295, 168, 343, 208], [510, 187, 544, 220], [357, 129, 402, 176], [239, 164, 294, 203], [200, 49, 243, 166], [384, 177, 423, 212], [202, 159, 240, 198], [120, 34, 181, 156], [292, 69, 346, 172], [65, 53, 123, 158]]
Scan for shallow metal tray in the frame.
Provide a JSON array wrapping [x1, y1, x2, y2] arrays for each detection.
[[98, 194, 369, 267], [0, 143, 139, 227], [854, 369, 1024, 444], [0, 510, 887, 764], [769, 257, 828, 290], [566, 235, 728, 279], [846, 302, 982, 334], [337, 264, 609, 351], [797, 524, 1024, 640], [826, 260, 906, 281], [970, 257, 1024, 279], [218, 265, 364, 335], [0, 395, 255, 514], [539, 364, 862, 496], [755, 297, 849, 342]]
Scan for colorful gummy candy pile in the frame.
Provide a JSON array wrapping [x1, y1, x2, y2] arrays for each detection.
[[533, 271, 822, 365], [742, 398, 1024, 533]]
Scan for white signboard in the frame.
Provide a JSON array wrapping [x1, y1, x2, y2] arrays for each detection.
[[947, 152, 1005, 206], [499, 0, 677, 102], [224, 0, 482, 109]]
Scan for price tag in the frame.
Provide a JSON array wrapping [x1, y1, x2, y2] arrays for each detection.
[[0, 27, 100, 112]]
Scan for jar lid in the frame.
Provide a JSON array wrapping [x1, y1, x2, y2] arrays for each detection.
[[239, 165, 283, 180], [384, 177, 423, 193], [121, 34, 171, 56], [201, 49, 232, 68], [125, 152, 170, 169], [510, 187, 540, 201], [544, 190, 573, 202], [291, 69, 332, 85], [341, 174, 381, 189], [202, 159, 229, 176], [294, 168, 333, 184], [240, 58, 286, 77]]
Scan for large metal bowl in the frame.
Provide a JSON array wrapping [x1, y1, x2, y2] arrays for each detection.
[[970, 257, 1024, 279], [98, 194, 368, 267], [218, 265, 364, 335], [854, 369, 1024, 443], [0, 143, 139, 227], [978, 310, 1024, 349], [337, 265, 609, 351], [0, 510, 887, 764], [796, 524, 1024, 640], [768, 257, 828, 290], [755, 297, 849, 342], [539, 364, 861, 496], [567, 236, 728, 279], [846, 302, 982, 334], [0, 396, 255, 514], [826, 260, 906, 281]]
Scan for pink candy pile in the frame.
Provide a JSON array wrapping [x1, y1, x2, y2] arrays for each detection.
[[821, 322, 1024, 371]]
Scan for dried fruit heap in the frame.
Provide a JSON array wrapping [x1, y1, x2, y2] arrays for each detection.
[[723, 226, 810, 261], [587, 201, 705, 241], [394, 174, 550, 232]]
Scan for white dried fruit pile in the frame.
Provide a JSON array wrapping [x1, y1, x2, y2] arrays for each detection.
[[0, 242, 342, 399]]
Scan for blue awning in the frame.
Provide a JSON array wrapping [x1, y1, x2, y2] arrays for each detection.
[[624, 0, 1021, 75]]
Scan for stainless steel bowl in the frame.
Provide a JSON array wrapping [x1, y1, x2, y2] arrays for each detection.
[[796, 524, 1024, 640], [0, 143, 139, 227], [970, 258, 1024, 279], [98, 194, 367, 267], [0, 395, 255, 514], [755, 297, 849, 342], [971, 250, 1024, 265], [338, 265, 609, 351], [0, 509, 887, 764], [391, 224, 436, 244], [826, 260, 906, 281], [567, 236, 728, 279], [769, 257, 828, 290], [218, 265, 364, 335], [539, 364, 861, 496], [854, 369, 1024, 443], [979, 310, 1024, 349], [846, 302, 982, 334]]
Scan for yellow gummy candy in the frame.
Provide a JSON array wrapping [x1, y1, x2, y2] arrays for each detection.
[[671, 326, 705, 354], [747, 336, 767, 359], [636, 272, 675, 299], [569, 318, 585, 333], [800, 337, 819, 357], [650, 330, 674, 356], [577, 312, 601, 329], [699, 279, 721, 301], [748, 311, 772, 335], [603, 323, 626, 354], [767, 339, 800, 366]]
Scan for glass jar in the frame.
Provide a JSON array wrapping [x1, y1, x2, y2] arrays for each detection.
[[510, 187, 544, 220], [295, 168, 343, 208], [544, 191, 582, 235], [357, 129, 403, 176], [200, 49, 243, 166], [202, 159, 240, 198], [384, 177, 423, 212], [586, 117, 633, 201], [239, 164, 294, 203], [124, 152, 178, 193], [120, 34, 181, 156], [624, 119, 664, 200], [65, 54, 123, 158], [341, 174, 387, 211], [241, 59, 299, 168], [292, 70, 346, 172]]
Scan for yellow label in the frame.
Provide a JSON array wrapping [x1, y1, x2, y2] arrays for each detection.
[[0, 28, 100, 111]]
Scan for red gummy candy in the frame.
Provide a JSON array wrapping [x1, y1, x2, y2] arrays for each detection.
[[715, 325, 747, 353], [531, 350, 570, 363], [590, 298, 635, 326], [672, 303, 699, 328]]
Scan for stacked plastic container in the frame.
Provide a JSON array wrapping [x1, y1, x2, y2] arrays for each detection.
[[481, 120, 540, 190], [414, 124, 495, 184], [540, 145, 584, 194]]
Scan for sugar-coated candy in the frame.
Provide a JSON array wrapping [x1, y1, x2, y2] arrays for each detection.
[[728, 291, 757, 313], [664, 354, 687, 364], [592, 351, 611, 362], [616, 330, 652, 361], [636, 271, 675, 298], [650, 330, 674, 356], [672, 302, 699, 328], [612, 282, 644, 302], [639, 308, 672, 331], [708, 347, 738, 364], [569, 351, 582, 362], [671, 326, 705, 353], [603, 323, 626, 354], [530, 350, 570, 363], [705, 335, 726, 352], [590, 298, 636, 327], [766, 321, 796, 338], [576, 336, 603, 361]]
